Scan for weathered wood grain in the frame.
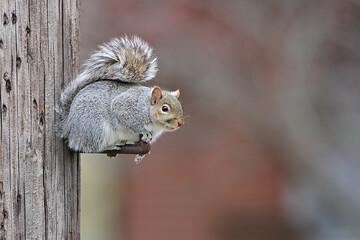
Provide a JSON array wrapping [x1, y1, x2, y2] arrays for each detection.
[[0, 0, 80, 239]]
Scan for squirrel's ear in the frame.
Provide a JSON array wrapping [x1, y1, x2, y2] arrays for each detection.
[[151, 86, 163, 105], [172, 89, 180, 98]]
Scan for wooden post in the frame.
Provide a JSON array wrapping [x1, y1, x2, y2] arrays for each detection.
[[0, 0, 80, 239]]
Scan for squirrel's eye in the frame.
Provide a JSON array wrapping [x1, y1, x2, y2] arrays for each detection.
[[161, 105, 169, 112]]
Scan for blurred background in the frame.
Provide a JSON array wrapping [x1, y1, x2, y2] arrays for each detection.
[[80, 0, 360, 239]]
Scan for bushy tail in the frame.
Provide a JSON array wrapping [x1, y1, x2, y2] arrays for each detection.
[[56, 35, 158, 137]]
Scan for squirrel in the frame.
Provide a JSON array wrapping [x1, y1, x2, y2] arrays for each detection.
[[56, 36, 184, 163]]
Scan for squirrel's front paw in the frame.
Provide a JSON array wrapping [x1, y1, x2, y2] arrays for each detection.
[[141, 132, 153, 143]]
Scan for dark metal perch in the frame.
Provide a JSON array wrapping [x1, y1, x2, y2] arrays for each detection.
[[98, 140, 151, 157]]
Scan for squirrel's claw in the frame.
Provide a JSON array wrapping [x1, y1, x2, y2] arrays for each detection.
[[135, 154, 146, 165], [107, 152, 117, 158]]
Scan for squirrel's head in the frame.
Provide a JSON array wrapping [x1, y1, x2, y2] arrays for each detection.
[[149, 86, 184, 131]]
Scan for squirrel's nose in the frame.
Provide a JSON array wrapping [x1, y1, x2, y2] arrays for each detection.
[[177, 118, 184, 127]]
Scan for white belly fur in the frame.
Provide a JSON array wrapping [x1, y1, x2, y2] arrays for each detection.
[[102, 122, 140, 148]]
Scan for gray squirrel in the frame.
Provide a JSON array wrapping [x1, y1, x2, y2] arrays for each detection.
[[56, 36, 184, 163]]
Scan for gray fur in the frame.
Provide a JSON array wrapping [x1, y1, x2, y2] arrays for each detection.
[[62, 81, 152, 152], [111, 87, 152, 133]]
